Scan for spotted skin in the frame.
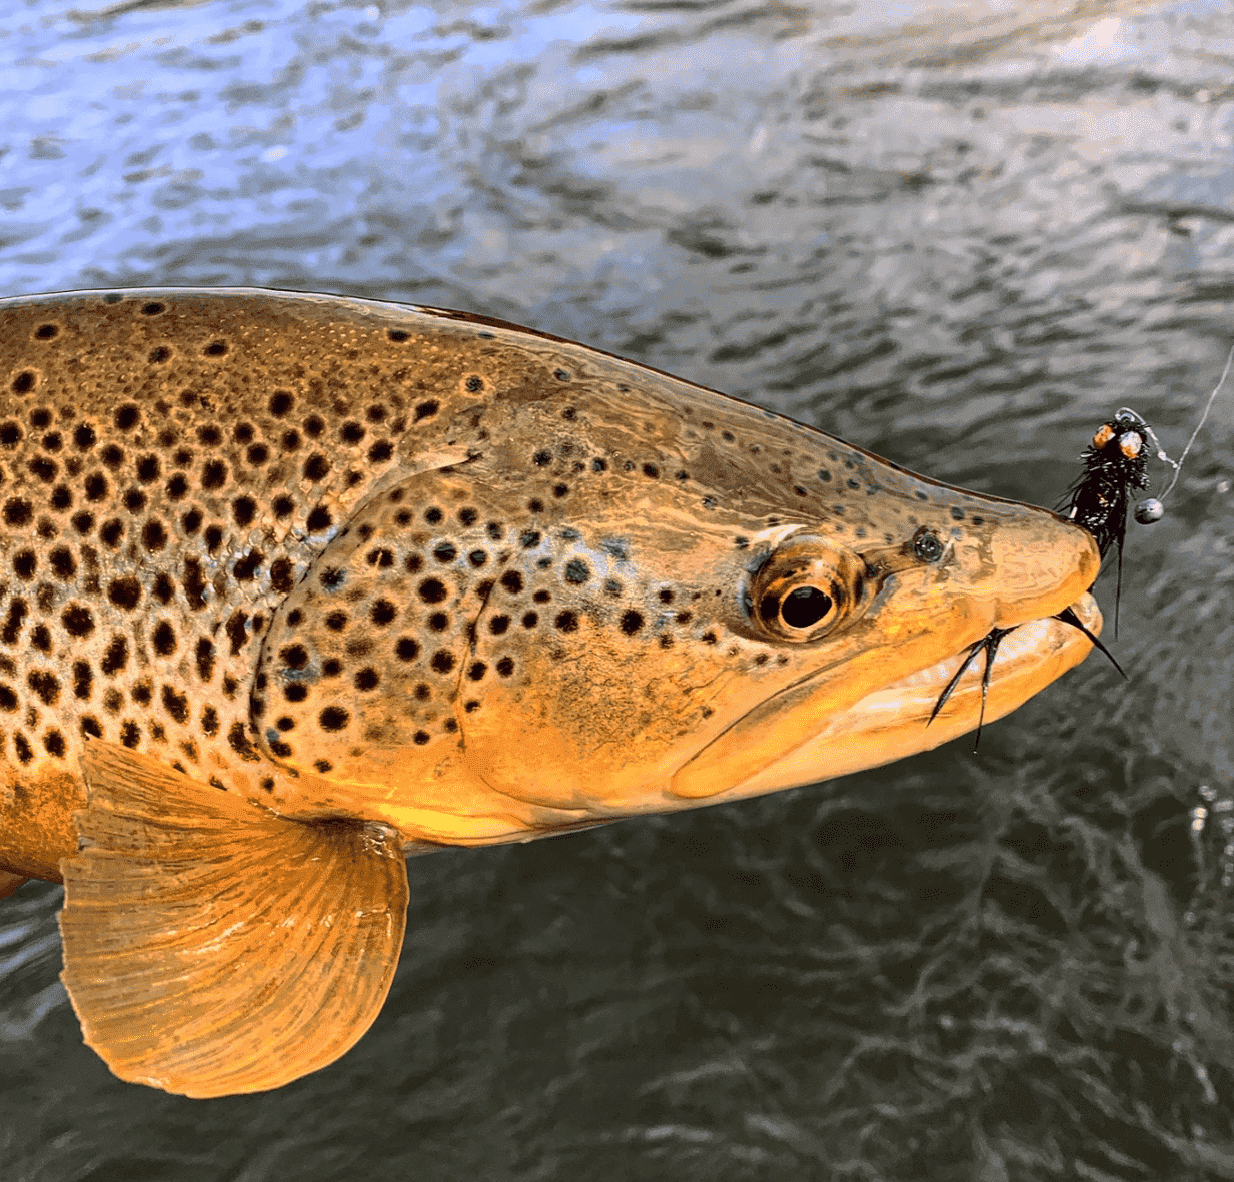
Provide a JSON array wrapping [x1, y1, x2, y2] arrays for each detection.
[[0, 288, 1100, 880]]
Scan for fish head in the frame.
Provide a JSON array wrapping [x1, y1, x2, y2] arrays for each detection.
[[243, 307, 1100, 837], [446, 393, 1102, 819]]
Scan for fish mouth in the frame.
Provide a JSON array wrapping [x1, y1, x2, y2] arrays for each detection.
[[689, 592, 1103, 802]]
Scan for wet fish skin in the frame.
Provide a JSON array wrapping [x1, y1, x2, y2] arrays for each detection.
[[0, 288, 1103, 1097], [0, 287, 1098, 878]]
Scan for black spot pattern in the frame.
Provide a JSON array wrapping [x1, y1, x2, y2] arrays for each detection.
[[0, 288, 977, 816]]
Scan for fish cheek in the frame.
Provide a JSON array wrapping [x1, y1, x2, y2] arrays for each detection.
[[459, 530, 736, 813]]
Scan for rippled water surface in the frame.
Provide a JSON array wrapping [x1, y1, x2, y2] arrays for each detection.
[[3, 0, 1234, 1178]]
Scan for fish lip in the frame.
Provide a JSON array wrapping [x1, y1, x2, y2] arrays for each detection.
[[816, 591, 1104, 741], [700, 592, 1104, 802]]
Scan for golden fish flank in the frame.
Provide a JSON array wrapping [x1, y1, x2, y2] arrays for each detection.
[[0, 289, 1102, 1097]]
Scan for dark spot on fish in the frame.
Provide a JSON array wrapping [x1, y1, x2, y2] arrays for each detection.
[[182, 557, 207, 609], [3, 499, 31, 527], [396, 638, 419, 661], [355, 668, 379, 692], [414, 400, 439, 422], [61, 604, 93, 638], [430, 651, 455, 674], [162, 685, 189, 724], [621, 610, 644, 635], [201, 460, 227, 490], [107, 577, 140, 611], [100, 636, 128, 675], [12, 372, 35, 395], [270, 557, 294, 594], [152, 621, 177, 656], [27, 670, 59, 706], [231, 496, 257, 527], [226, 610, 249, 656], [196, 638, 215, 682], [142, 520, 168, 552], [418, 578, 447, 605], [228, 721, 259, 761], [306, 506, 332, 533]]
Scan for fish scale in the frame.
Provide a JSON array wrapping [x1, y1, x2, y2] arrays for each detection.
[[0, 290, 498, 876], [0, 287, 1102, 1097]]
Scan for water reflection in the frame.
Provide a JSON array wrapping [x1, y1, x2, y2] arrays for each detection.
[[3, 0, 1234, 1177]]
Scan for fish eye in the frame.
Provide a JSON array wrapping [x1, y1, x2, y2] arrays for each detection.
[[780, 585, 834, 629], [913, 529, 945, 564], [747, 533, 861, 643]]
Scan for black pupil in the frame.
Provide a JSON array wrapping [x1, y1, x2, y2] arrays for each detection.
[[781, 585, 832, 629]]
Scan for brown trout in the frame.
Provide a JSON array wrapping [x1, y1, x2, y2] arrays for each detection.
[[0, 288, 1100, 1096]]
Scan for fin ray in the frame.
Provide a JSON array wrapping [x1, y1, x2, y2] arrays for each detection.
[[59, 742, 408, 1098]]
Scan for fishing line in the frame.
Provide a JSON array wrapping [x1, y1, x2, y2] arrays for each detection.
[[1153, 338, 1234, 507]]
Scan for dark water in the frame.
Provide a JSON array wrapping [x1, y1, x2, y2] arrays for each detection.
[[3, 0, 1234, 1177]]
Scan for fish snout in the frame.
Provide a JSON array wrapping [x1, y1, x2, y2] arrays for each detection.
[[970, 507, 1100, 628]]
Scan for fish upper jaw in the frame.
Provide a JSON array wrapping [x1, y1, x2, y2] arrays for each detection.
[[976, 508, 1100, 630]]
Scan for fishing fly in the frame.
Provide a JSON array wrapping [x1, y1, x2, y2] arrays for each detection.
[[929, 340, 1234, 751], [1061, 340, 1234, 631]]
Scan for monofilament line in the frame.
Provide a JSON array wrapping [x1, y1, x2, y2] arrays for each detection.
[[1159, 340, 1234, 502]]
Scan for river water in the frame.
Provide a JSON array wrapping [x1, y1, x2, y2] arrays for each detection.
[[2, 0, 1234, 1178]]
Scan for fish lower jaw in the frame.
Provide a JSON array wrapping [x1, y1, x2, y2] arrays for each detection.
[[721, 592, 1102, 800]]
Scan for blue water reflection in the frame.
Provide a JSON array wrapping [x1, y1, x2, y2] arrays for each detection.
[[4, 0, 1234, 1177]]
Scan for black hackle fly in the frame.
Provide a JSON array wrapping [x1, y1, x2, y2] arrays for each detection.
[[1059, 409, 1154, 635]]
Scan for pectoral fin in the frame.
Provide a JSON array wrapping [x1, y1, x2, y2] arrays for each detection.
[[58, 741, 409, 1098], [0, 870, 28, 901]]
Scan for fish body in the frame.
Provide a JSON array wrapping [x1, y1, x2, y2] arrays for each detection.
[[0, 289, 1101, 1095]]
